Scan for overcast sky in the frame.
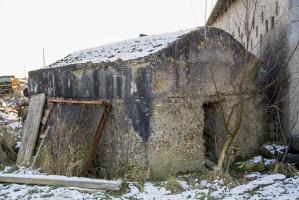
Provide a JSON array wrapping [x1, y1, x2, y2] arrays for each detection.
[[0, 0, 215, 78]]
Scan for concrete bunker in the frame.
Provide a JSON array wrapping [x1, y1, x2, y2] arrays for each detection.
[[28, 27, 267, 178]]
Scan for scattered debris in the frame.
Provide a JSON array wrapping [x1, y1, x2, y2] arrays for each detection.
[[259, 143, 287, 160], [232, 156, 265, 172], [0, 91, 25, 165], [0, 76, 20, 95]]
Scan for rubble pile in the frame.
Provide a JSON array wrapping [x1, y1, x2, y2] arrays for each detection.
[[0, 91, 26, 164], [233, 142, 299, 173]]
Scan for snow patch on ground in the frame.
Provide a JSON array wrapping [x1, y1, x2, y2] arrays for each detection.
[[0, 111, 17, 124], [0, 183, 104, 200], [0, 167, 298, 200], [229, 174, 286, 195], [264, 158, 277, 165], [0, 166, 44, 175], [7, 122, 22, 130], [0, 95, 23, 132]]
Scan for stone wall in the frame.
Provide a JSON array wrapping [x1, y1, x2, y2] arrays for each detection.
[[29, 28, 266, 178]]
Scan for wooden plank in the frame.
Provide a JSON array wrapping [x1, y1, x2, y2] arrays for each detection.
[[17, 93, 46, 165], [0, 174, 122, 191], [80, 105, 112, 176]]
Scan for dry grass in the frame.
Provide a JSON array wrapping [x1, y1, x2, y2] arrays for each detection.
[[274, 162, 298, 176], [203, 170, 235, 185], [0, 128, 17, 165], [165, 176, 184, 193], [34, 104, 104, 177], [37, 124, 87, 176]]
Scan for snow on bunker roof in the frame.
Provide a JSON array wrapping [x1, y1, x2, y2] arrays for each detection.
[[49, 27, 198, 68]]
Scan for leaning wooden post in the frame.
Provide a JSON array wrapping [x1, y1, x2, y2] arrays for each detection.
[[17, 93, 46, 165]]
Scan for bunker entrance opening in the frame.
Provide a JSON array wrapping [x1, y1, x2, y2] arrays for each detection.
[[202, 102, 225, 164]]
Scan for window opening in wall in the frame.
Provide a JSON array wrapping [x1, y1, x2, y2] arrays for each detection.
[[232, 31, 235, 38], [265, 20, 269, 33], [261, 12, 264, 23], [271, 17, 275, 29], [251, 39, 253, 51], [276, 2, 279, 16], [238, 26, 240, 38], [260, 34, 263, 47], [203, 102, 225, 164], [252, 16, 255, 29], [256, 26, 258, 37]]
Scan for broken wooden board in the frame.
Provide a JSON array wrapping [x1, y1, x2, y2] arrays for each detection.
[[0, 173, 122, 191], [17, 93, 46, 165]]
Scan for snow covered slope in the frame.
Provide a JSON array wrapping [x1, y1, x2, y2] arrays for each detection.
[[49, 28, 198, 68]]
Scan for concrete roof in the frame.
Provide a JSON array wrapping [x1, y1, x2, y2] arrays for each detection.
[[48, 28, 197, 68]]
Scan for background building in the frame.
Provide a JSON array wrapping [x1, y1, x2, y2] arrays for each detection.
[[207, 0, 299, 136]]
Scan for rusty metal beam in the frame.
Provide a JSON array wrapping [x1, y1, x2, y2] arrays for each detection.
[[80, 105, 112, 176], [48, 98, 112, 108]]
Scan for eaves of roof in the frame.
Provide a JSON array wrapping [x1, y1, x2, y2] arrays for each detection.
[[206, 0, 236, 26]]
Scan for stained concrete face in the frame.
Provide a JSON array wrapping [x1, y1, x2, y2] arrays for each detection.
[[288, 0, 299, 135], [29, 27, 266, 178]]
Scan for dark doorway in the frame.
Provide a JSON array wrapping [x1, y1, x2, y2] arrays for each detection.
[[203, 102, 225, 163]]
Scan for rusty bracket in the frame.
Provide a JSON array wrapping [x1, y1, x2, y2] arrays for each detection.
[[48, 98, 112, 177]]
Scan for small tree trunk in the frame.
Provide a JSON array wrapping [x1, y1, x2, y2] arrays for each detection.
[[217, 134, 232, 170]]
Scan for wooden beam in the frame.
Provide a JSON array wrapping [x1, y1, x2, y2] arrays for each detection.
[[0, 174, 122, 191], [17, 93, 46, 165]]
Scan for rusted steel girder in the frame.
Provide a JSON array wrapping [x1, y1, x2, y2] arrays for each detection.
[[48, 98, 112, 108]]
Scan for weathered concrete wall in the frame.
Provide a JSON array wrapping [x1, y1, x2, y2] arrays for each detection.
[[29, 28, 266, 178], [288, 0, 299, 135]]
